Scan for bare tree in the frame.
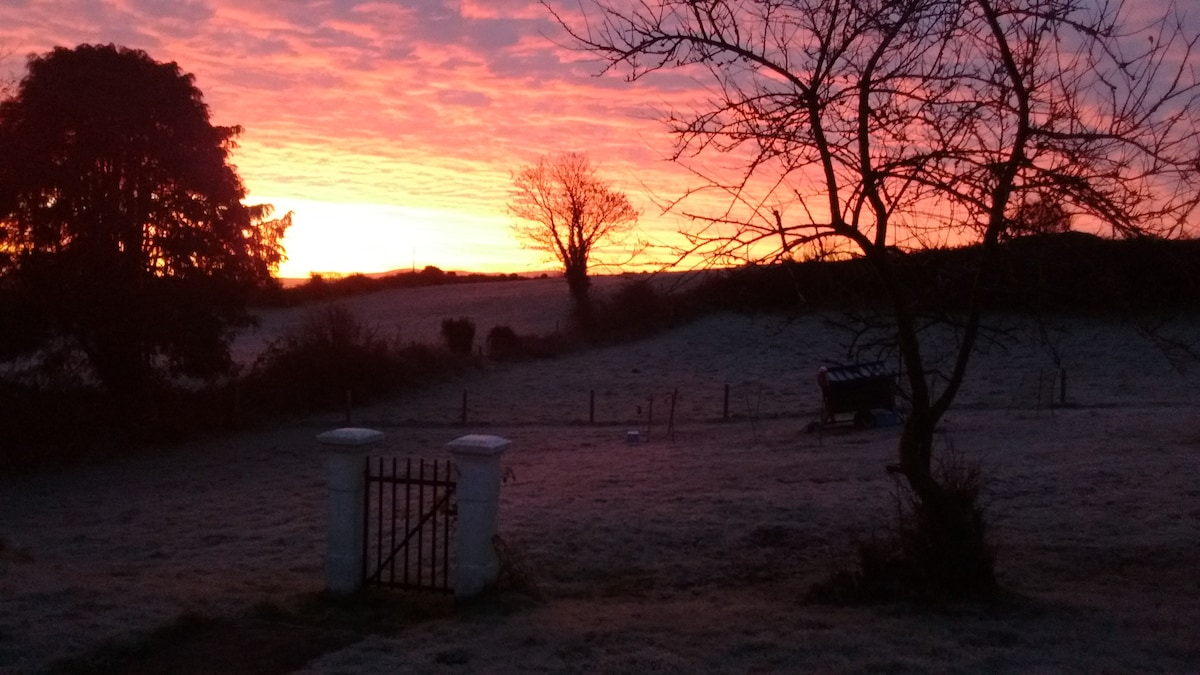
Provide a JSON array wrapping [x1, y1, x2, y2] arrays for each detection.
[[552, 0, 1200, 595], [509, 152, 640, 320]]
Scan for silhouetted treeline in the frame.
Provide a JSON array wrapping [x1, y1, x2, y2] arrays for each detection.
[[695, 233, 1200, 314], [252, 265, 535, 306], [253, 234, 1200, 314]]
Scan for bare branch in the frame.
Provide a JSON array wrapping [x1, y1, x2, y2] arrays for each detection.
[[552, 0, 1200, 497]]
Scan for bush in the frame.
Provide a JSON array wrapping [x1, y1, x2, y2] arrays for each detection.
[[0, 376, 244, 470], [0, 380, 108, 469], [244, 304, 451, 412], [808, 451, 997, 604], [440, 317, 476, 356], [0, 304, 472, 469], [486, 325, 521, 361], [896, 459, 996, 601], [593, 279, 670, 339]]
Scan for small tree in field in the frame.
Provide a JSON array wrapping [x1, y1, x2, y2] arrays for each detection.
[[553, 0, 1200, 598], [509, 152, 640, 322]]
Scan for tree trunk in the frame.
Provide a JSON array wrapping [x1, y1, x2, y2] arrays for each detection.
[[565, 265, 590, 303], [898, 411, 943, 504], [564, 263, 593, 329]]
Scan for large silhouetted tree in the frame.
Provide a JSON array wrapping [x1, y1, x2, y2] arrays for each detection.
[[0, 44, 289, 402], [509, 152, 639, 321], [554, 0, 1200, 597]]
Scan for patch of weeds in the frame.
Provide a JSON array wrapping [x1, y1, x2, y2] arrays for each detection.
[[492, 535, 542, 600], [454, 536, 546, 617]]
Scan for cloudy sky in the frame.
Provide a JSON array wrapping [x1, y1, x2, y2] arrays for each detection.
[[1, 0, 1195, 277], [0, 0, 699, 277]]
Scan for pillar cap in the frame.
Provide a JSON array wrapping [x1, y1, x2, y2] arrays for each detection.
[[447, 434, 510, 456], [317, 427, 384, 447]]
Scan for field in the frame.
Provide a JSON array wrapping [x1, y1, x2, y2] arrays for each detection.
[[2, 277, 1199, 673]]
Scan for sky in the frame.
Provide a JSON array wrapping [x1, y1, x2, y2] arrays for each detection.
[[0, 0, 1195, 278], [0, 0, 700, 278]]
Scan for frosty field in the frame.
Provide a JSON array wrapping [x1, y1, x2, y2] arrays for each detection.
[[2, 278, 1198, 673]]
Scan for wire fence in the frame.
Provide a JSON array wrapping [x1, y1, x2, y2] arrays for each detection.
[[363, 378, 826, 430]]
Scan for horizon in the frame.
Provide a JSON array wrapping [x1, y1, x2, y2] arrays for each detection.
[[273, 264, 560, 283]]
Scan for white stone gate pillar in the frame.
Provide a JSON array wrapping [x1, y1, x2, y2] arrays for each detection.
[[447, 434, 509, 599], [318, 426, 383, 596]]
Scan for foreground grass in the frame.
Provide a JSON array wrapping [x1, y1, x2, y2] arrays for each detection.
[[47, 591, 459, 675]]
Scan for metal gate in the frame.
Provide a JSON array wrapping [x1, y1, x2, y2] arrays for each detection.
[[362, 457, 457, 593]]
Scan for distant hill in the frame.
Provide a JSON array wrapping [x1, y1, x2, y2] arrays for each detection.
[[257, 234, 1200, 315], [255, 265, 545, 306], [695, 233, 1200, 313]]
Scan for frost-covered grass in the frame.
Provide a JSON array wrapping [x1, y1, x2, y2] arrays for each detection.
[[3, 289, 1198, 673]]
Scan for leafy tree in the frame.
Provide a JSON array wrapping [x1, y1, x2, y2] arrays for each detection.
[[0, 44, 289, 401], [554, 0, 1200, 597], [509, 152, 640, 321]]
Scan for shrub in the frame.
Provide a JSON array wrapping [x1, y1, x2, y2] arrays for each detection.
[[440, 317, 476, 356], [245, 305, 415, 411], [898, 460, 996, 602], [0, 304, 468, 468], [0, 376, 242, 470], [594, 279, 669, 339], [486, 325, 521, 361], [808, 449, 997, 604], [0, 380, 109, 469], [519, 332, 567, 359]]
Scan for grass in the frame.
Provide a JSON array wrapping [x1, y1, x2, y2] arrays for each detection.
[[46, 611, 351, 675]]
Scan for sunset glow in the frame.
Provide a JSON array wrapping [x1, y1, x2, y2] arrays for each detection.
[[1, 1, 1195, 277], [258, 196, 543, 277]]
